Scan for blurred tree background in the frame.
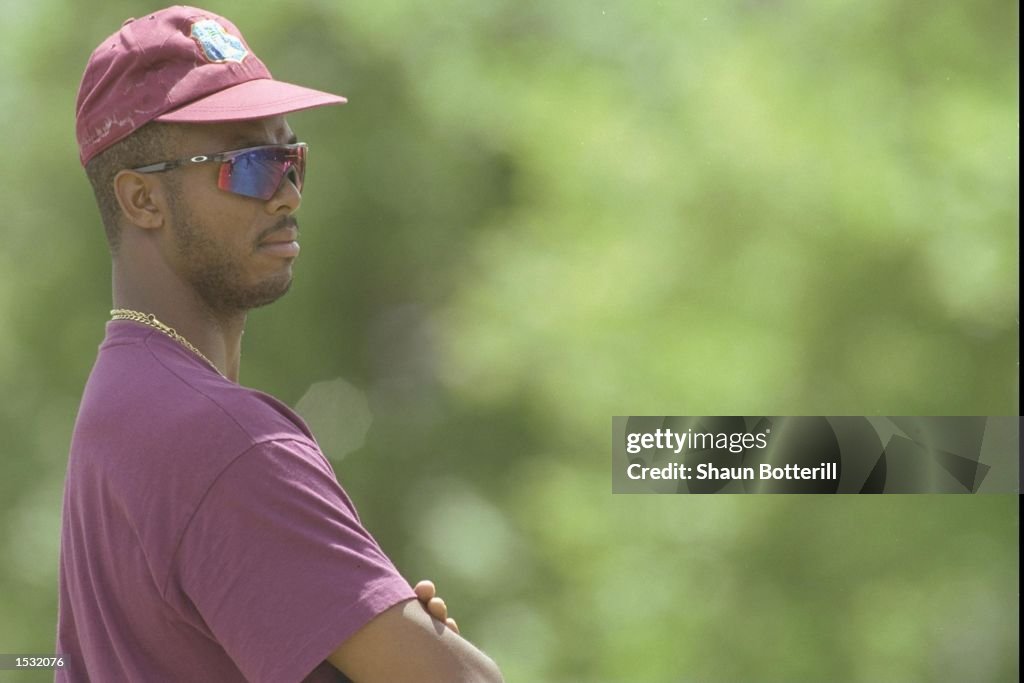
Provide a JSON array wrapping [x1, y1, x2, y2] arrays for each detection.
[[0, 0, 1018, 681]]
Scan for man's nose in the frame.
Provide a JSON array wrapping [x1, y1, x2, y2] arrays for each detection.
[[265, 171, 302, 214]]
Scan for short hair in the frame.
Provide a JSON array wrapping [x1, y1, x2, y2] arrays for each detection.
[[84, 122, 179, 253]]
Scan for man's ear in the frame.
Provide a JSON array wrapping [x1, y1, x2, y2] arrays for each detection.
[[113, 170, 167, 230]]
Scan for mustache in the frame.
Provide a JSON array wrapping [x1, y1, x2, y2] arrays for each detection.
[[256, 217, 298, 243]]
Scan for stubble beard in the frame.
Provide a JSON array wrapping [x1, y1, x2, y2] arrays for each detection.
[[166, 194, 293, 316]]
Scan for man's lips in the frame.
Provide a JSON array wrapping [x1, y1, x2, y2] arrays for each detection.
[[258, 225, 300, 258]]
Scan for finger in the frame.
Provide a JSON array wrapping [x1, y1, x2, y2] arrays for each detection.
[[446, 617, 460, 635], [414, 580, 436, 603], [427, 596, 448, 622]]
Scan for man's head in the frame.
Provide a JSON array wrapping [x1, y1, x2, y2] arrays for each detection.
[[108, 116, 307, 313], [77, 6, 345, 312]]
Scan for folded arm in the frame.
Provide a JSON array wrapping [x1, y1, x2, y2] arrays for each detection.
[[327, 598, 504, 683]]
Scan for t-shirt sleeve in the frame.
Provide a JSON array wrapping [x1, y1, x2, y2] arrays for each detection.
[[173, 438, 416, 683]]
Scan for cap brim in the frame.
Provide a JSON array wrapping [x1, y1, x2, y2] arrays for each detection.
[[155, 78, 346, 123]]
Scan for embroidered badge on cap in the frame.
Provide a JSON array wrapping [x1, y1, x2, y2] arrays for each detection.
[[190, 19, 248, 63]]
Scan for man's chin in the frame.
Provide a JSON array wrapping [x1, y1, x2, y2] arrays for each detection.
[[245, 276, 293, 310], [201, 275, 293, 314]]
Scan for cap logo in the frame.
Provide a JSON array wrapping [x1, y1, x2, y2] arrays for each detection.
[[190, 19, 248, 64]]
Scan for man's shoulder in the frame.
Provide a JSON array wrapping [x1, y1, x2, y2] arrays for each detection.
[[77, 325, 316, 457], [200, 380, 316, 448]]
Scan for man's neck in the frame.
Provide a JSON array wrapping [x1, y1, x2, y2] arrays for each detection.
[[112, 275, 246, 382]]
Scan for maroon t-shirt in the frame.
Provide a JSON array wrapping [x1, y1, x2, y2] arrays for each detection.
[[56, 321, 415, 682]]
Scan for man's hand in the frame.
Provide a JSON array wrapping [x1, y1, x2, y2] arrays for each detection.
[[414, 580, 460, 634]]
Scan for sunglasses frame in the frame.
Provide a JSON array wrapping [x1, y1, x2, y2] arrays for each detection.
[[129, 142, 308, 200]]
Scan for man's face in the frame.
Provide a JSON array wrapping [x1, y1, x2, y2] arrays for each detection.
[[160, 115, 303, 315]]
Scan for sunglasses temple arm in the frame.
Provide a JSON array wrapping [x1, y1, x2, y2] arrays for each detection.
[[133, 153, 228, 174], [132, 160, 186, 174]]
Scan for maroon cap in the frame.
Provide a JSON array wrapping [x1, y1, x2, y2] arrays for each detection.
[[75, 6, 346, 166]]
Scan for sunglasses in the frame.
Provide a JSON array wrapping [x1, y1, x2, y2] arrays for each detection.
[[130, 143, 308, 200]]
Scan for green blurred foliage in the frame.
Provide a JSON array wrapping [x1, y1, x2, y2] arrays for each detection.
[[0, 1, 1017, 681]]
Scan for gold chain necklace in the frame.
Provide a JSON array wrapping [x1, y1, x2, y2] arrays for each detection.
[[110, 309, 223, 376]]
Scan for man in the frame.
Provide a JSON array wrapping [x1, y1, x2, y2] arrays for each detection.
[[58, 6, 504, 683]]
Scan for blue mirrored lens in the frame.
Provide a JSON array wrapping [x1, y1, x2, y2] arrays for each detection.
[[221, 145, 306, 199]]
